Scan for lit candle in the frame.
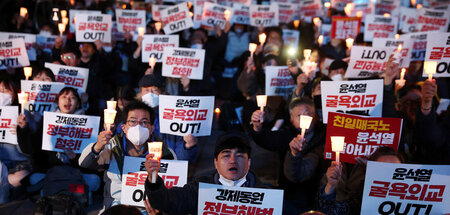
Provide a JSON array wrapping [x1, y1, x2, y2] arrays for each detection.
[[107, 100, 117, 110], [299, 115, 313, 145], [62, 17, 69, 25], [18, 92, 28, 114], [70, 0, 75, 6], [149, 56, 156, 68], [189, 12, 194, 18], [395, 34, 400, 40], [187, 2, 193, 9], [331, 136, 345, 163], [256, 95, 267, 122], [137, 27, 145, 37], [122, 4, 127, 9], [58, 23, 65, 37], [400, 68, 406, 81], [224, 10, 231, 21], [104, 109, 117, 131], [346, 38, 354, 49], [356, 11, 363, 18], [324, 2, 331, 9], [383, 13, 390, 17], [52, 8, 59, 22], [318, 35, 324, 46], [313, 17, 321, 27], [249, 43, 257, 58], [20, 7, 28, 18], [155, 22, 162, 33], [303, 49, 311, 61], [60, 10, 67, 18], [344, 4, 352, 16], [424, 61, 437, 81], [148, 142, 163, 183], [259, 33, 266, 45], [416, 4, 422, 9], [411, 0, 416, 7], [293, 20, 300, 29], [23, 67, 32, 80]]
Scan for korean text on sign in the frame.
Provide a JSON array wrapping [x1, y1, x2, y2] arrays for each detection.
[[320, 79, 384, 123], [324, 112, 402, 164], [198, 182, 284, 215], [42, 112, 100, 153], [121, 156, 188, 207], [361, 162, 450, 214], [159, 95, 214, 137]]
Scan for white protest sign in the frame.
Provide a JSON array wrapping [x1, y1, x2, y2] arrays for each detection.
[[42, 112, 100, 153], [399, 32, 429, 61], [198, 182, 284, 215], [417, 8, 450, 32], [231, 3, 250, 25], [0, 32, 36, 61], [249, 4, 279, 27], [121, 156, 188, 207], [162, 47, 205, 80], [345, 2, 375, 19], [400, 7, 418, 33], [159, 95, 214, 137], [331, 0, 353, 11], [116, 9, 146, 33], [45, 62, 89, 93], [0, 38, 30, 69], [36, 35, 58, 55], [321, 79, 384, 123], [20, 80, 65, 115], [75, 14, 112, 43], [152, 4, 170, 22], [423, 32, 450, 78], [277, 3, 295, 24], [298, 0, 323, 19], [142, 35, 179, 63], [201, 2, 233, 30], [364, 14, 398, 42], [321, 58, 334, 76], [0, 106, 18, 145], [361, 161, 450, 215], [69, 10, 101, 33], [282, 29, 299, 49], [372, 38, 414, 68], [193, 0, 217, 29], [374, 0, 400, 18], [161, 3, 194, 35], [227, 0, 252, 6], [345, 46, 395, 79], [265, 66, 296, 97]]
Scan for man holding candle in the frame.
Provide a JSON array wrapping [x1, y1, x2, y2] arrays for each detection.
[[143, 131, 291, 214], [79, 101, 174, 212], [250, 97, 327, 212]]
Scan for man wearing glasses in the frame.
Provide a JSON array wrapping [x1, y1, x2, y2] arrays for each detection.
[[78, 101, 174, 212]]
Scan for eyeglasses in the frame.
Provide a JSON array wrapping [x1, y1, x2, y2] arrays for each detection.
[[61, 54, 74, 60], [127, 119, 151, 127]]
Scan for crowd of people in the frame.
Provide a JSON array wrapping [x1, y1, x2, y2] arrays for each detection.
[[0, 0, 449, 214]]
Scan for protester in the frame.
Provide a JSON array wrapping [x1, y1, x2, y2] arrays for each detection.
[[79, 101, 174, 212]]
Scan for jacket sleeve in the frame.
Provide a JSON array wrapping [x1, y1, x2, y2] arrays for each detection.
[[78, 142, 111, 170], [382, 82, 400, 118], [145, 176, 198, 214], [283, 144, 324, 183]]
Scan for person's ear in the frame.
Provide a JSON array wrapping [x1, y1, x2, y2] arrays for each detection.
[[214, 158, 218, 170], [247, 158, 251, 168], [121, 123, 127, 134]]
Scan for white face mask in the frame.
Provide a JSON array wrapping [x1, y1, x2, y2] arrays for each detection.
[[0, 93, 12, 106], [330, 73, 344, 81], [142, 92, 159, 108], [126, 125, 150, 146], [103, 46, 113, 53], [190, 43, 203, 49]]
